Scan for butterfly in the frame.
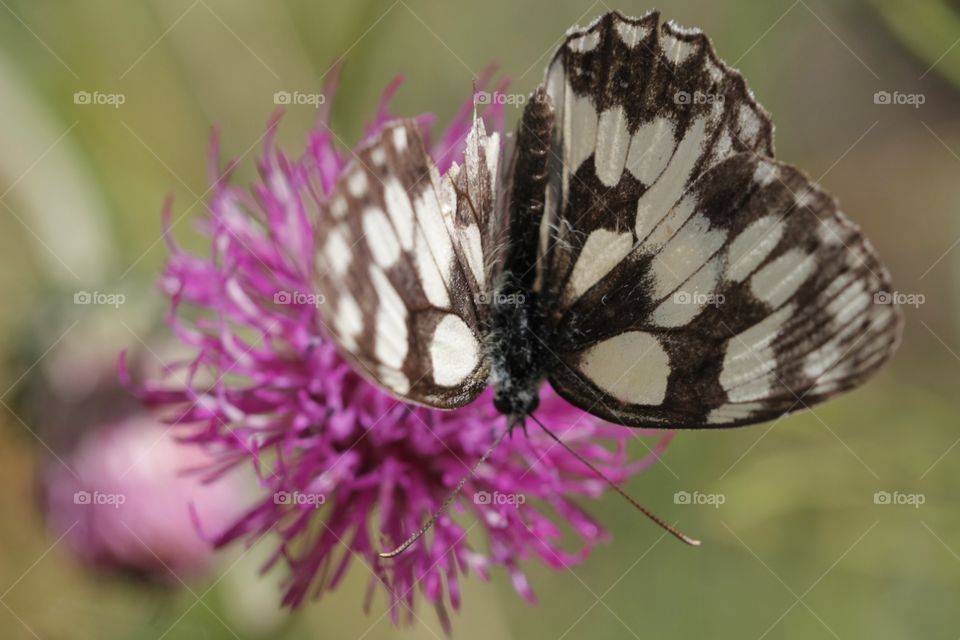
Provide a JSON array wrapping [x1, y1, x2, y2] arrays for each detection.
[[312, 10, 903, 548]]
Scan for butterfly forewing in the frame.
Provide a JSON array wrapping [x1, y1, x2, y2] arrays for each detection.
[[534, 11, 774, 301], [312, 120, 498, 408]]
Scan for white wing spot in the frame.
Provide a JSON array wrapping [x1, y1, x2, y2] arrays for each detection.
[[635, 116, 707, 240], [578, 332, 670, 405], [626, 116, 676, 185], [323, 226, 352, 276], [363, 207, 401, 268], [801, 330, 850, 382], [348, 170, 368, 197], [823, 278, 873, 336], [595, 106, 631, 187], [795, 188, 817, 209], [371, 147, 387, 166], [567, 89, 599, 177], [650, 213, 727, 300], [370, 266, 408, 370], [738, 105, 763, 145], [707, 402, 767, 425], [430, 315, 480, 386], [414, 191, 454, 292], [392, 126, 408, 152], [711, 130, 734, 167], [568, 31, 601, 52], [750, 249, 816, 308], [566, 228, 634, 301], [642, 194, 697, 251], [383, 178, 415, 250], [330, 196, 348, 219], [334, 291, 363, 350], [753, 161, 779, 187], [415, 226, 450, 309], [704, 59, 725, 83], [720, 304, 794, 402], [378, 366, 410, 395], [545, 57, 565, 111], [615, 20, 651, 47], [662, 33, 698, 64], [435, 166, 457, 220], [650, 256, 721, 327], [485, 131, 500, 180], [817, 217, 846, 246], [461, 223, 485, 288], [726, 216, 785, 283]]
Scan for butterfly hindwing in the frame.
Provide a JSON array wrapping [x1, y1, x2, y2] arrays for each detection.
[[545, 151, 901, 428], [313, 120, 497, 408]]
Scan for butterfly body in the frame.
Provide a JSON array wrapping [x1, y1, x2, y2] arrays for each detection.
[[489, 87, 556, 418], [488, 280, 549, 418]]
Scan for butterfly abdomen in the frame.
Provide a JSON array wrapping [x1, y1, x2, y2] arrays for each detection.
[[488, 281, 549, 417]]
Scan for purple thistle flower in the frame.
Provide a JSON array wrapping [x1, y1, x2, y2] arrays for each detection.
[[134, 69, 674, 630]]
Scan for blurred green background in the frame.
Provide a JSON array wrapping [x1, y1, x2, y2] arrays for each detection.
[[1, 0, 958, 638]]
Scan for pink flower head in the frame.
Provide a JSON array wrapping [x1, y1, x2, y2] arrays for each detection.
[[44, 412, 242, 582], [136, 68, 673, 630]]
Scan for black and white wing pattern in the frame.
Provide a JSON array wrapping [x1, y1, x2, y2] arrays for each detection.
[[312, 118, 500, 408], [526, 11, 902, 427], [533, 10, 773, 299]]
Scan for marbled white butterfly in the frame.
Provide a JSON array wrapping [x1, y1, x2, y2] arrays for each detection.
[[312, 10, 903, 553]]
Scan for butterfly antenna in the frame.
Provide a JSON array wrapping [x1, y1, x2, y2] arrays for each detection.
[[528, 413, 701, 547], [378, 420, 514, 559]]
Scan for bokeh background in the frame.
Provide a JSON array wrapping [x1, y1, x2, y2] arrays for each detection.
[[1, 0, 958, 638]]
